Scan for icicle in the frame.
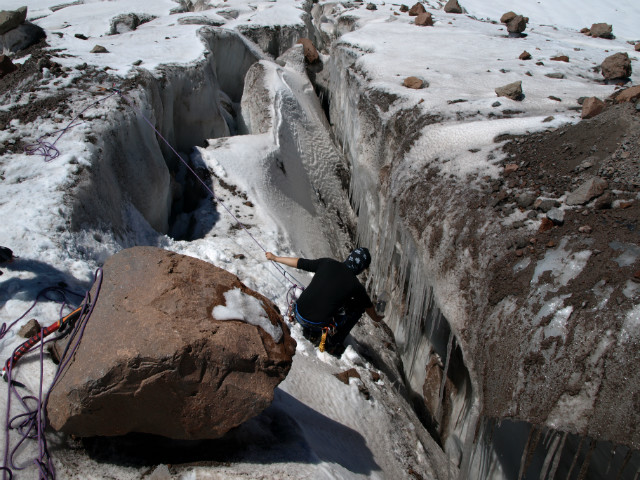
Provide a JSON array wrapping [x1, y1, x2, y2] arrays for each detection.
[[616, 450, 633, 480], [566, 436, 585, 480], [538, 431, 560, 480], [604, 445, 618, 477], [435, 331, 454, 428], [547, 431, 567, 480], [517, 427, 541, 480], [576, 439, 596, 480]]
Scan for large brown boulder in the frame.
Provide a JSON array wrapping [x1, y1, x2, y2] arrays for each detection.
[[47, 246, 296, 440], [443, 0, 462, 14], [297, 37, 319, 64], [589, 22, 613, 39], [506, 15, 528, 34], [611, 85, 640, 104], [601, 52, 632, 81], [415, 12, 434, 26], [581, 96, 605, 119]]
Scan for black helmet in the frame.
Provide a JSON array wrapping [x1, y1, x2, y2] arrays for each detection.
[[344, 247, 371, 275]]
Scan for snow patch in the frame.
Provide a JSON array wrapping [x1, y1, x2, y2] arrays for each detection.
[[212, 287, 283, 342]]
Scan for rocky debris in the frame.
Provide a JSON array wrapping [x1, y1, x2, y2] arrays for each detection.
[[109, 13, 157, 35], [415, 12, 434, 26], [545, 72, 565, 79], [90, 44, 109, 53], [0, 246, 13, 263], [550, 55, 569, 62], [581, 96, 605, 119], [495, 80, 523, 101], [594, 192, 612, 210], [601, 52, 632, 82], [507, 15, 528, 35], [403, 76, 425, 89], [578, 225, 592, 234], [0, 55, 17, 79], [443, 0, 463, 14], [519, 51, 531, 60], [565, 177, 608, 206], [171, 0, 213, 14], [366, 3, 377, 10], [0, 6, 27, 35], [610, 85, 640, 104], [546, 208, 565, 225], [503, 163, 518, 175], [408, 2, 426, 16], [335, 368, 361, 384], [400, 4, 409, 12], [516, 193, 535, 209], [588, 23, 614, 39], [47, 247, 296, 440], [18, 319, 40, 338], [538, 217, 553, 232], [534, 198, 560, 212], [297, 38, 319, 64], [74, 33, 88, 40], [500, 11, 516, 24]]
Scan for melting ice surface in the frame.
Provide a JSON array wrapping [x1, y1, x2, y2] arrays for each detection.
[[531, 238, 591, 287], [212, 288, 283, 342]]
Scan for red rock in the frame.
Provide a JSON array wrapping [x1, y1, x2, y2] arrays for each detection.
[[581, 97, 605, 119], [550, 55, 569, 62], [519, 51, 531, 60], [504, 163, 519, 175], [408, 2, 426, 16], [47, 247, 296, 440], [0, 55, 17, 78], [620, 201, 634, 209], [403, 76, 424, 88], [297, 38, 319, 64], [335, 368, 361, 385], [415, 11, 433, 26], [539, 218, 554, 233]]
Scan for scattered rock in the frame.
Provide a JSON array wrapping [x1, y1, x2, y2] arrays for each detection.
[[550, 55, 569, 62], [366, 3, 377, 10], [500, 11, 516, 24], [589, 23, 614, 39], [297, 38, 319, 64], [443, 0, 463, 14], [47, 247, 296, 440], [581, 97, 605, 119], [0, 246, 13, 263], [636, 43, 640, 52], [335, 368, 361, 385], [90, 45, 109, 53], [548, 96, 561, 102], [506, 15, 528, 35], [519, 51, 531, 60], [74, 33, 88, 40], [538, 217, 554, 232], [408, 2, 426, 16], [565, 177, 608, 206], [18, 319, 41, 338], [370, 370, 381, 382], [542, 116, 554, 123], [132, 59, 143, 66], [415, 12, 434, 26], [578, 225, 593, 234], [545, 72, 565, 79], [601, 52, 632, 81], [0, 55, 17, 79], [516, 193, 535, 209], [610, 85, 640, 104], [504, 163, 519, 175], [400, 4, 409, 12], [546, 208, 565, 225], [534, 198, 560, 212], [403, 76, 425, 89], [492, 101, 501, 107], [495, 81, 523, 101], [0, 6, 27, 35]]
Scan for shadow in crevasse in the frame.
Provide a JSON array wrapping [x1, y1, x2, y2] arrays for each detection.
[[75, 389, 381, 475], [0, 257, 90, 308]]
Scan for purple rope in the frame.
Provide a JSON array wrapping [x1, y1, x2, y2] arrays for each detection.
[[113, 89, 304, 288], [24, 92, 118, 162], [1, 270, 102, 480]]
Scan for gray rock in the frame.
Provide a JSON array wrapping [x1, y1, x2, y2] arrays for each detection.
[[545, 72, 566, 79], [546, 208, 565, 225], [601, 52, 632, 81], [534, 198, 560, 212], [566, 177, 608, 206], [90, 44, 109, 53], [516, 193, 535, 209], [495, 81, 523, 101], [47, 247, 296, 440], [178, 15, 225, 26], [109, 13, 157, 35], [0, 6, 27, 35], [0, 22, 45, 54]]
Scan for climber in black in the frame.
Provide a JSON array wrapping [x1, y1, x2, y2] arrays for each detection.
[[265, 247, 384, 354]]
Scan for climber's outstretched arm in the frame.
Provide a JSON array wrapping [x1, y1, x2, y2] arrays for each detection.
[[265, 252, 300, 268]]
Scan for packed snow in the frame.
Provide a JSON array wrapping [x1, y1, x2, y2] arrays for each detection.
[[0, 0, 639, 478]]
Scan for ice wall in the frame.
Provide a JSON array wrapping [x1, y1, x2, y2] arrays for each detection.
[[325, 25, 640, 480]]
